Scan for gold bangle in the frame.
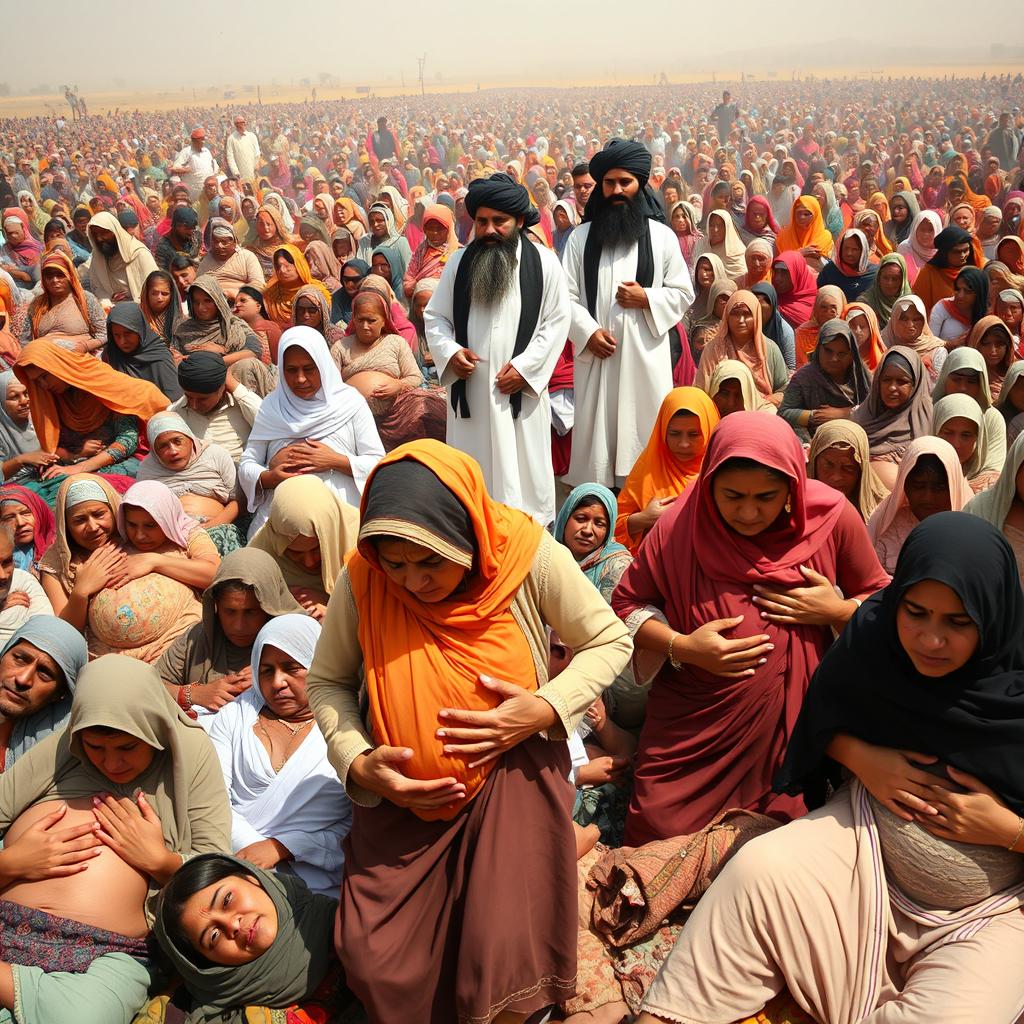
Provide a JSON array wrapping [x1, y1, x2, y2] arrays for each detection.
[[1009, 816, 1024, 852], [667, 631, 682, 670]]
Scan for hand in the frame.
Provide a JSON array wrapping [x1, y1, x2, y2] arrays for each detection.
[[585, 328, 617, 359], [752, 566, 849, 627], [799, 245, 820, 259], [194, 667, 252, 712], [118, 552, 159, 585], [72, 340, 92, 355], [576, 755, 631, 787], [40, 463, 73, 481], [348, 745, 468, 811], [111, 290, 130, 303], [436, 674, 559, 768], [235, 837, 292, 869], [92, 792, 171, 878], [584, 699, 607, 732], [0, 803, 102, 880], [679, 616, 773, 679], [449, 348, 480, 380], [494, 362, 527, 395], [633, 495, 676, 534], [369, 378, 401, 399], [79, 439, 106, 457], [810, 406, 851, 427], [917, 766, 1023, 848], [18, 450, 58, 469], [289, 438, 343, 473], [615, 281, 649, 309], [73, 544, 127, 598], [291, 586, 328, 621], [2, 591, 30, 612]]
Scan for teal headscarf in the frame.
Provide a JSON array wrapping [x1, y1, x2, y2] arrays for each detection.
[[553, 483, 632, 602]]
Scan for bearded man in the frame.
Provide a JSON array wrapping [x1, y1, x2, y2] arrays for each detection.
[[425, 173, 570, 525], [562, 139, 694, 488]]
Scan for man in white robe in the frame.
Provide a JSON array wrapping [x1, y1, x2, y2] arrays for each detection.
[[425, 173, 570, 525], [563, 139, 694, 488]]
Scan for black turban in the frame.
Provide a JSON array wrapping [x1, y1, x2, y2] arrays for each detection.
[[587, 139, 652, 188], [465, 173, 539, 228], [172, 206, 199, 229], [178, 351, 227, 393]]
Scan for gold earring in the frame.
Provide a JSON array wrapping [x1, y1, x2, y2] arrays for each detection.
[[784, 497, 792, 513]]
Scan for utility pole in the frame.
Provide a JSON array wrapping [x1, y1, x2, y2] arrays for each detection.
[[417, 53, 426, 97]]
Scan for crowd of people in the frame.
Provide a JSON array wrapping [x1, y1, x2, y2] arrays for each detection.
[[0, 71, 1022, 1024]]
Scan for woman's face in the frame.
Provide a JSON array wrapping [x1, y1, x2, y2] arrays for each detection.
[[890, 197, 908, 222], [671, 207, 688, 232], [952, 276, 977, 313], [815, 295, 842, 322], [814, 444, 860, 498], [110, 322, 141, 356], [665, 411, 706, 463], [369, 211, 387, 237], [341, 266, 364, 295], [154, 431, 194, 471], [232, 292, 260, 322], [712, 378, 744, 417], [727, 301, 755, 343], [978, 327, 1009, 369], [951, 207, 974, 232], [3, 380, 30, 423], [879, 364, 914, 410], [273, 254, 300, 285], [878, 262, 904, 298], [858, 216, 878, 243], [216, 587, 269, 649], [0, 501, 34, 546], [177, 873, 279, 966], [839, 235, 862, 268], [696, 259, 715, 289], [812, 184, 828, 212], [352, 304, 386, 345], [3, 220, 24, 245], [190, 289, 217, 323], [332, 237, 354, 262], [708, 216, 725, 246], [282, 346, 321, 400], [172, 265, 196, 294], [996, 298, 1023, 332], [998, 240, 1024, 272], [904, 465, 951, 521], [376, 538, 466, 603], [947, 242, 972, 269], [712, 293, 729, 318], [937, 416, 978, 468], [283, 533, 321, 575], [896, 579, 978, 678], [847, 313, 870, 349], [818, 335, 853, 382], [123, 506, 168, 552], [771, 265, 792, 295], [423, 218, 449, 247], [293, 296, 323, 330], [256, 212, 277, 242], [915, 218, 936, 249], [18, 194, 33, 215], [561, 500, 609, 561], [712, 465, 790, 537], [147, 278, 172, 315], [78, 727, 157, 784], [371, 254, 392, 282], [258, 643, 311, 719], [67, 500, 114, 551], [747, 204, 768, 231], [892, 305, 925, 343], [42, 267, 72, 302], [944, 370, 983, 402], [793, 204, 813, 229]]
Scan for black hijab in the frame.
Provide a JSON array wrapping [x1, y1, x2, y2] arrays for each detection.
[[329, 258, 369, 324], [103, 301, 183, 401], [751, 282, 787, 346], [954, 266, 989, 324], [928, 225, 975, 269], [776, 512, 1024, 813]]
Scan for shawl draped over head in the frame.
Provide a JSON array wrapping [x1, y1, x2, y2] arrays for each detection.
[[14, 338, 169, 451], [932, 345, 997, 410], [140, 269, 184, 345], [348, 439, 544, 821], [174, 275, 255, 355], [694, 210, 747, 279], [802, 317, 872, 408], [966, 432, 1024, 529], [249, 474, 360, 595], [0, 655, 231, 917], [263, 244, 332, 327], [777, 512, 1024, 815], [695, 289, 775, 399], [750, 282, 787, 348], [688, 253, 729, 323], [303, 240, 341, 287], [0, 616, 88, 768], [898, 209, 943, 270], [843, 301, 887, 372], [614, 387, 720, 554], [852, 346, 934, 456], [772, 250, 818, 328], [330, 258, 370, 324], [880, 294, 945, 358], [0, 370, 40, 460], [117, 479, 200, 550], [775, 195, 835, 259], [0, 481, 55, 558], [967, 315, 1015, 395], [552, 483, 631, 600], [103, 301, 182, 401], [85, 211, 153, 302], [154, 853, 338, 1024], [932, 392, 1000, 483], [888, 190, 921, 245], [706, 358, 777, 414], [861, 251, 912, 327], [138, 411, 234, 501], [806, 419, 888, 522], [1, 208, 43, 263], [29, 249, 90, 337]]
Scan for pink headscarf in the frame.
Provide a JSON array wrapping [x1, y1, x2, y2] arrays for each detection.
[[773, 250, 818, 328], [116, 480, 198, 550]]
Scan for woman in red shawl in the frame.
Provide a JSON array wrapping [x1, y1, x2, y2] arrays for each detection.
[[612, 413, 888, 844], [771, 250, 818, 329]]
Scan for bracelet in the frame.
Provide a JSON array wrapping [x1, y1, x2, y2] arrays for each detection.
[[667, 631, 682, 670], [1009, 815, 1024, 852], [177, 684, 193, 710]]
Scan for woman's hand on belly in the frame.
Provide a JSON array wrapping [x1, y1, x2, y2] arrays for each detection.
[[0, 803, 101, 886], [918, 766, 1024, 850], [348, 746, 468, 811], [92, 792, 180, 885], [752, 565, 856, 629]]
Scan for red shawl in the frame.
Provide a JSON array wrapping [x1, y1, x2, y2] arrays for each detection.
[[773, 249, 818, 328]]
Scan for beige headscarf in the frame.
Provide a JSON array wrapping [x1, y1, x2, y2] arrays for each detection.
[[806, 419, 889, 522], [85, 210, 155, 302], [248, 475, 360, 594], [705, 358, 777, 414]]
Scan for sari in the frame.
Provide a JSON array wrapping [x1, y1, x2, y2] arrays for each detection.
[[25, 249, 95, 341], [262, 244, 332, 328], [775, 195, 834, 261], [773, 250, 818, 328], [402, 205, 460, 298], [0, 482, 54, 573], [967, 315, 1015, 399], [897, 209, 944, 282], [302, 240, 341, 292], [139, 269, 183, 346], [246, 205, 293, 279], [912, 226, 978, 316], [861, 251, 912, 328], [806, 419, 888, 522], [669, 201, 703, 269], [794, 285, 848, 368], [816, 228, 878, 303], [683, 253, 729, 329]]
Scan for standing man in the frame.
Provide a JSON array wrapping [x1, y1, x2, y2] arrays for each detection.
[[562, 139, 693, 489], [370, 116, 399, 165], [711, 90, 739, 143], [226, 114, 261, 188], [570, 162, 596, 226], [425, 173, 570, 525], [170, 126, 219, 195]]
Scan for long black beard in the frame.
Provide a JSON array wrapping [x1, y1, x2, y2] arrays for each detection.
[[589, 193, 647, 249], [468, 231, 519, 306]]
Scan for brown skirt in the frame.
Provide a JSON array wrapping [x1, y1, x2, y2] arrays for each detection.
[[338, 735, 578, 1024]]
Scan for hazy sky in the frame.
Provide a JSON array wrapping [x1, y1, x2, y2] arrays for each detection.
[[4, 0, 1022, 93]]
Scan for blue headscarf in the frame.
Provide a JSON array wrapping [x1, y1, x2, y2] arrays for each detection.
[[553, 484, 632, 602], [1, 616, 88, 769]]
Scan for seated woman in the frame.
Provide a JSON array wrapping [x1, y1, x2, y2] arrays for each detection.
[[14, 339, 170, 501], [290, 282, 345, 346], [853, 347, 934, 491], [806, 419, 888, 524], [967, 314, 1015, 400], [931, 346, 1008, 470], [208, 614, 351, 897], [20, 250, 105, 353], [261, 244, 332, 331], [0, 656, 230, 1024], [402, 204, 460, 300], [997, 361, 1024, 446], [842, 299, 886, 371], [774, 194, 834, 272], [705, 359, 778, 418], [928, 265, 989, 346], [302, 240, 342, 294], [0, 371, 57, 485], [614, 387, 719, 555], [861, 250, 912, 329], [612, 413, 888, 845], [0, 207, 42, 288], [331, 291, 445, 452], [102, 302, 182, 402], [693, 291, 789, 407], [231, 285, 280, 364], [329, 257, 369, 326], [749, 282, 796, 370], [637, 514, 1024, 1024], [249, 475, 359, 620], [932, 393, 1002, 494], [793, 285, 845, 368], [912, 225, 977, 318], [691, 210, 747, 280], [332, 225, 357, 265], [137, 411, 242, 555], [238, 327, 384, 537], [867, 437, 973, 573], [816, 228, 878, 303], [245, 205, 293, 281], [171, 276, 276, 399], [139, 269, 183, 347], [0, 483, 54, 574], [966, 433, 1024, 581], [154, 853, 339, 1023], [157, 548, 302, 715], [737, 238, 773, 291], [196, 218, 265, 301], [683, 253, 729, 332]]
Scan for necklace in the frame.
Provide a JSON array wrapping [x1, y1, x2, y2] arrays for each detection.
[[256, 715, 314, 773]]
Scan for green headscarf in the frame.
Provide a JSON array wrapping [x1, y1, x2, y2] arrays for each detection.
[[861, 252, 911, 327]]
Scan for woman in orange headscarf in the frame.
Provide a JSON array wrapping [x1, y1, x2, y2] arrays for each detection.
[[615, 387, 719, 554], [401, 204, 460, 300], [843, 300, 886, 371], [261, 243, 332, 328], [306, 439, 631, 1024], [23, 249, 106, 351], [245, 204, 293, 279], [333, 197, 367, 241], [775, 195, 834, 271]]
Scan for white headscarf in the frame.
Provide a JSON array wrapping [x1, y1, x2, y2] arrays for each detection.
[[262, 192, 295, 233], [248, 613, 321, 696]]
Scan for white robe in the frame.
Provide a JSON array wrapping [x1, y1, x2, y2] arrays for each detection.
[[563, 219, 694, 487], [424, 239, 570, 525], [207, 688, 352, 898]]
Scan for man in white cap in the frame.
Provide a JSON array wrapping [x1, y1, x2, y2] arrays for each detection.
[[170, 126, 219, 194], [226, 114, 261, 187]]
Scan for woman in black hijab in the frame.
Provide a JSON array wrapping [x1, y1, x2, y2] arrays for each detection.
[[102, 301, 182, 401], [634, 513, 1024, 1024]]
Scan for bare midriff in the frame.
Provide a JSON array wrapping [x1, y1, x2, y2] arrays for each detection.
[[345, 369, 394, 401], [179, 493, 228, 522]]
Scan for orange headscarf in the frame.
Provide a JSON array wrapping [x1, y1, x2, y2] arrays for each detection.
[[614, 388, 720, 553], [853, 208, 894, 257], [775, 195, 834, 259], [14, 339, 169, 450], [333, 197, 367, 235], [347, 440, 543, 821], [262, 244, 332, 326], [29, 249, 91, 339], [843, 301, 886, 372]]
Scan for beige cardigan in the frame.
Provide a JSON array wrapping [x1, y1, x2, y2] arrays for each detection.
[[307, 531, 633, 806]]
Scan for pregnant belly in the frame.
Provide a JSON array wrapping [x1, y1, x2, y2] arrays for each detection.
[[180, 493, 228, 522], [2, 798, 150, 938], [345, 369, 394, 400]]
